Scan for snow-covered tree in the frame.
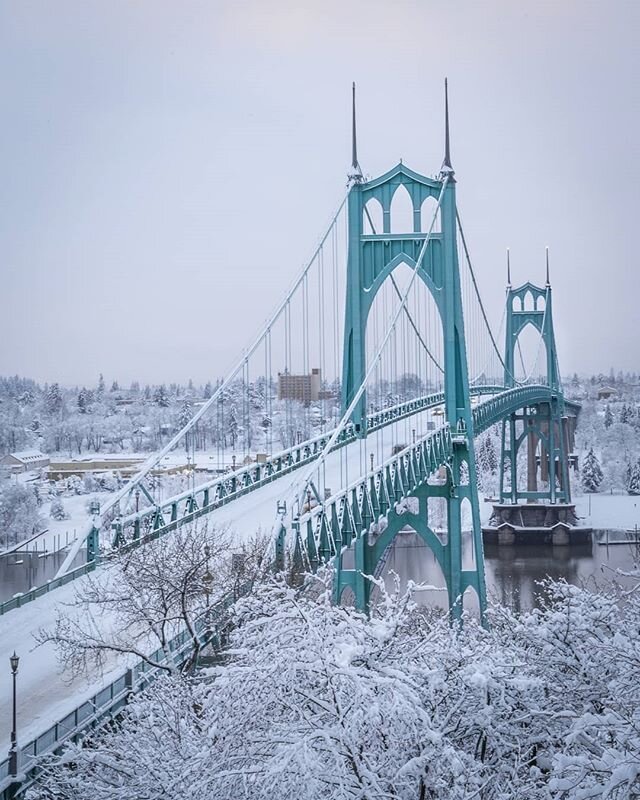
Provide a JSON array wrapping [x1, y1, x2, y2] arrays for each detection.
[[178, 397, 193, 451], [0, 483, 42, 547], [604, 403, 614, 429], [45, 382, 64, 416], [50, 497, 68, 520], [37, 524, 269, 679], [625, 458, 640, 496], [581, 446, 603, 493], [154, 384, 170, 408], [32, 577, 640, 800]]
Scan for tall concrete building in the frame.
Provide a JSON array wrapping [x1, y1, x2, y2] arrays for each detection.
[[277, 368, 322, 404]]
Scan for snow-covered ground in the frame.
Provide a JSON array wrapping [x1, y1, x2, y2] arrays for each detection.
[[574, 492, 640, 531]]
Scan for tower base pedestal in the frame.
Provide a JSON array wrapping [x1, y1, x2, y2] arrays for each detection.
[[482, 503, 591, 546]]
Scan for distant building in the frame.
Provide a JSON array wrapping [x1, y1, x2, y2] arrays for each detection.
[[0, 450, 50, 474], [278, 368, 322, 405], [597, 386, 618, 400]]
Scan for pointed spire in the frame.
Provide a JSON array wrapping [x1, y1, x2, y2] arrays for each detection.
[[545, 247, 550, 286], [507, 248, 512, 288], [348, 82, 363, 183], [441, 78, 455, 179]]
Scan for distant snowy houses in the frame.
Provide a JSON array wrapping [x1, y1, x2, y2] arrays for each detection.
[[0, 450, 50, 474], [597, 386, 618, 400]]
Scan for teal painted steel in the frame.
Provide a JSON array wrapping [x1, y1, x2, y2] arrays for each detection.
[[500, 282, 573, 504], [338, 159, 487, 619]]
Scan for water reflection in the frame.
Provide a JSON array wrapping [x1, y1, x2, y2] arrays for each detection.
[[379, 530, 640, 614], [0, 550, 85, 603]]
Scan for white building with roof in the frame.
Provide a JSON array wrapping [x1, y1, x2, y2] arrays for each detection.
[[0, 450, 50, 474]]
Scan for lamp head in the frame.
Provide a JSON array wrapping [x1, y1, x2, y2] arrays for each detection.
[[9, 652, 19, 674]]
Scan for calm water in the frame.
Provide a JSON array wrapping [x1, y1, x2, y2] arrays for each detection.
[[380, 530, 640, 614], [2, 531, 638, 610], [0, 550, 85, 603]]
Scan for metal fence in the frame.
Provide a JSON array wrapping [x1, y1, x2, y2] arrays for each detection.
[[0, 587, 242, 799]]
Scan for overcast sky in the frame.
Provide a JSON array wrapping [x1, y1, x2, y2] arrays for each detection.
[[1, 1, 638, 386]]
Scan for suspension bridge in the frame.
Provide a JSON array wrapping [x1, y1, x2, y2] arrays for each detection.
[[0, 82, 580, 797]]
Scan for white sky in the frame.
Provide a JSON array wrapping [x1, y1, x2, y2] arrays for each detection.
[[1, 1, 638, 386]]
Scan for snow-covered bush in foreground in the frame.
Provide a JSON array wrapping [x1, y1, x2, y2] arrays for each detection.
[[30, 577, 640, 799]]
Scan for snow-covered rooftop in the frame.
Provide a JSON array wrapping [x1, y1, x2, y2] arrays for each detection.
[[5, 450, 48, 463]]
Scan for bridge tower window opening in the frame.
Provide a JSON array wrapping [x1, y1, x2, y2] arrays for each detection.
[[363, 196, 383, 235], [514, 322, 548, 385], [420, 195, 441, 234], [389, 183, 415, 234]]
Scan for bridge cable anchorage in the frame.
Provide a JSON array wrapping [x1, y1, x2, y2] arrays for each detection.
[[363, 203, 444, 373], [55, 192, 349, 578], [271, 176, 450, 550]]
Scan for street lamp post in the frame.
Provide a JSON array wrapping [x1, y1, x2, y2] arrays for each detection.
[[8, 652, 19, 781], [202, 544, 213, 641]]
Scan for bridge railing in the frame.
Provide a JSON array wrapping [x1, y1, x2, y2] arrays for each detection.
[[0, 561, 98, 617], [114, 384, 503, 542], [472, 384, 558, 433], [294, 424, 454, 563]]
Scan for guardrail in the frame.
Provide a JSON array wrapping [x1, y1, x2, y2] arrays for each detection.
[[294, 424, 454, 563], [0, 585, 244, 799]]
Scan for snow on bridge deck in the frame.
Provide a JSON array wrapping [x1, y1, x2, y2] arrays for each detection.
[[0, 410, 437, 752]]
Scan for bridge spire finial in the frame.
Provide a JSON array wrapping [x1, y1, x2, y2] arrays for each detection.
[[441, 78, 455, 179], [348, 82, 363, 184], [507, 248, 511, 288], [545, 247, 550, 286]]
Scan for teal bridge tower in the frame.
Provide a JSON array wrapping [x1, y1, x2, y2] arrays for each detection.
[[335, 82, 487, 616]]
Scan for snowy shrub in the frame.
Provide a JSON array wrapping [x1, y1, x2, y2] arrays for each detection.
[[0, 483, 42, 548], [30, 577, 640, 799], [49, 497, 68, 520]]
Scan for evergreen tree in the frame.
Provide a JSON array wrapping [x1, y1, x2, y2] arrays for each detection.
[[154, 385, 170, 408], [97, 373, 105, 396], [620, 404, 631, 424], [581, 447, 603, 493], [45, 383, 63, 416], [77, 387, 92, 414], [203, 381, 212, 399], [604, 404, 614, 429], [178, 397, 193, 452], [625, 459, 640, 496]]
